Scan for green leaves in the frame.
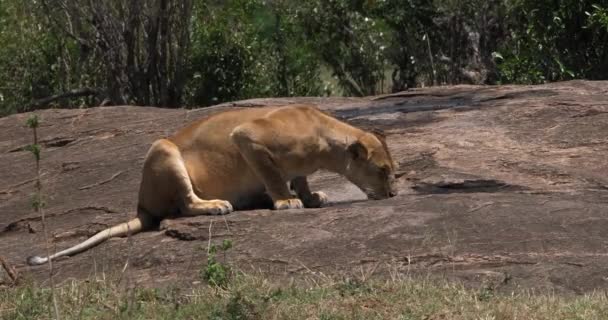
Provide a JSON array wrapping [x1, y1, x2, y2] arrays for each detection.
[[2, 0, 607, 115], [26, 115, 39, 129], [586, 4, 608, 31], [31, 193, 46, 210], [221, 239, 233, 251], [24, 115, 41, 160], [25, 144, 41, 161], [24, 114, 44, 207], [496, 0, 608, 84], [202, 239, 234, 288], [186, 0, 322, 107]]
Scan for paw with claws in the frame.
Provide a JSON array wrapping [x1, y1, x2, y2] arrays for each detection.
[[302, 191, 329, 208], [273, 198, 304, 210], [188, 199, 233, 215]]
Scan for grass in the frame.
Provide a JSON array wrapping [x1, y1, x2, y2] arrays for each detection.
[[2, 272, 608, 320]]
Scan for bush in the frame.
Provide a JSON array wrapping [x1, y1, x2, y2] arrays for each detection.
[[2, 0, 608, 116], [495, 0, 608, 84]]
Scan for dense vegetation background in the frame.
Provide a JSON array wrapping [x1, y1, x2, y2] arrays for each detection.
[[1, 0, 607, 116]]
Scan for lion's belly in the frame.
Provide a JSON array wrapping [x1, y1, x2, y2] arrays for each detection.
[[185, 151, 267, 205]]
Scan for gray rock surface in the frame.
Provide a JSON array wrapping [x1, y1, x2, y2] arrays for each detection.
[[1, 81, 608, 293]]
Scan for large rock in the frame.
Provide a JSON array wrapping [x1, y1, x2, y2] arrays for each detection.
[[1, 81, 607, 293]]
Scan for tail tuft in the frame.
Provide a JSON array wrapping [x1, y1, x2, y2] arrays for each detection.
[[26, 255, 48, 266]]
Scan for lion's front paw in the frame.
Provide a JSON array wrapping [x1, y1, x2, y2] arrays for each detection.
[[303, 191, 329, 208], [273, 198, 304, 210], [208, 200, 234, 215], [189, 199, 233, 215]]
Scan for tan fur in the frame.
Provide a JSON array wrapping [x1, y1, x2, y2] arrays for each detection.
[[27, 105, 396, 265]]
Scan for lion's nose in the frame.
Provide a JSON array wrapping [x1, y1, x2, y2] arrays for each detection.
[[389, 190, 398, 197]]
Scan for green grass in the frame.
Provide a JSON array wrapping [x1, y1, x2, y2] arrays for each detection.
[[2, 273, 608, 320]]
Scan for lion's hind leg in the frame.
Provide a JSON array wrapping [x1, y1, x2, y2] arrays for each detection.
[[139, 139, 233, 217]]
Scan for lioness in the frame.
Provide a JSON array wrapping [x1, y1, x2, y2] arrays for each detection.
[[27, 105, 397, 265]]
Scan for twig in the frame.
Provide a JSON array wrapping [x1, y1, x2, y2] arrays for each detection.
[[38, 151, 62, 320], [207, 220, 214, 255], [78, 171, 124, 190], [99, 98, 112, 107], [358, 261, 380, 283], [123, 219, 135, 316], [221, 215, 232, 234], [40, 0, 91, 46], [27, 115, 61, 319], [0, 256, 19, 284], [467, 202, 494, 213], [118, 222, 133, 281], [425, 32, 436, 86]]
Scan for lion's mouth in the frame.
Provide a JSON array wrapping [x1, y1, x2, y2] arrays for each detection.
[[351, 179, 396, 200], [365, 188, 397, 200]]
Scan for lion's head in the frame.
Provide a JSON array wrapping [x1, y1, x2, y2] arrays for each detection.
[[344, 130, 398, 200]]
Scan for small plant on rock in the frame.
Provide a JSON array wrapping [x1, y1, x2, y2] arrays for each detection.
[[202, 239, 234, 288], [25, 115, 60, 319]]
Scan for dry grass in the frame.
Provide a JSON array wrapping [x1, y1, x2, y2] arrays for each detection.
[[1, 272, 607, 320]]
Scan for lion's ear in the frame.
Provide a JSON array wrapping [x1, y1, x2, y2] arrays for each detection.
[[347, 141, 368, 160]]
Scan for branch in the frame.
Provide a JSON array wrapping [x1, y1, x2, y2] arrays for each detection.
[[28, 87, 100, 109], [0, 256, 19, 285], [40, 0, 91, 47]]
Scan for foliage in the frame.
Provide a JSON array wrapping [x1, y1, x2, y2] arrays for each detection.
[[1, 0, 608, 116], [201, 239, 234, 288], [262, 1, 323, 97], [185, 0, 322, 107], [300, 1, 389, 96], [374, 0, 438, 90], [186, 0, 262, 106], [0, 1, 61, 116], [588, 3, 608, 29], [495, 0, 608, 84]]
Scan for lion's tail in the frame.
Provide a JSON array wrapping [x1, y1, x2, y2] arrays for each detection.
[[27, 216, 149, 266]]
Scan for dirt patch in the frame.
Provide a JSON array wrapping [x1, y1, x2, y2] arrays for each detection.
[[1, 81, 608, 294]]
